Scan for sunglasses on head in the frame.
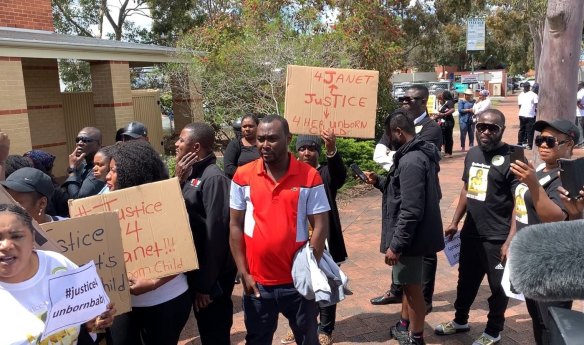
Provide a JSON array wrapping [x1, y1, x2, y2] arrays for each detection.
[[398, 96, 423, 103], [534, 135, 569, 148], [476, 122, 502, 134], [75, 136, 96, 143], [298, 146, 318, 152]]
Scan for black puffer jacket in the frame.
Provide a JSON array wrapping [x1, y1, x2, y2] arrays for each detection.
[[376, 137, 444, 256]]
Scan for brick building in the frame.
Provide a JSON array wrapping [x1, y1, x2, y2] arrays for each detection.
[[0, 0, 202, 175]]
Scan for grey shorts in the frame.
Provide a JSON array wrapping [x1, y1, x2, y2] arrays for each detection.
[[392, 256, 424, 285]]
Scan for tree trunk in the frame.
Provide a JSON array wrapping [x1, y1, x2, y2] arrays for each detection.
[[530, 22, 544, 80], [536, 0, 584, 122]]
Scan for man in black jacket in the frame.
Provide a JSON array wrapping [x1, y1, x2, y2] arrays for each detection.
[[281, 129, 347, 345], [366, 110, 444, 345], [174, 122, 236, 345], [371, 85, 442, 313]]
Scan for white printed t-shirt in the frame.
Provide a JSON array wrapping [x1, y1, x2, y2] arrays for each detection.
[[577, 88, 584, 117], [518, 91, 539, 117], [0, 250, 80, 345]]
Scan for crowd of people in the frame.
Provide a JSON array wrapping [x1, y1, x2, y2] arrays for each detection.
[[1, 82, 584, 345]]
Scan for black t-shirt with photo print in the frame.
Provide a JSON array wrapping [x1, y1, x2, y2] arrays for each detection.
[[461, 144, 520, 240], [514, 166, 566, 231]]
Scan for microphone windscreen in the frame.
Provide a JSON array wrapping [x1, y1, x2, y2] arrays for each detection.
[[509, 220, 584, 301]]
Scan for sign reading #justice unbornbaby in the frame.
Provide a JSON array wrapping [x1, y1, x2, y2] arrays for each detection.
[[69, 178, 198, 280], [284, 65, 379, 138]]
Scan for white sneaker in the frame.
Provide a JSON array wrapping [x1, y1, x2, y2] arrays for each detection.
[[472, 333, 501, 345]]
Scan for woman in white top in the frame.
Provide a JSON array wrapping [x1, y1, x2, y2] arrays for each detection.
[[105, 140, 191, 345], [0, 203, 115, 345], [471, 90, 491, 122]]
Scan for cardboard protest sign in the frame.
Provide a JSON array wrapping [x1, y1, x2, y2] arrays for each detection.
[[69, 178, 198, 280], [41, 213, 131, 315], [42, 261, 110, 341], [284, 65, 379, 138], [0, 185, 59, 251], [427, 94, 437, 115], [443, 232, 461, 266]]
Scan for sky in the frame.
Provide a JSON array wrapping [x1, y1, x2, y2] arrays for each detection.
[[98, 0, 152, 38]]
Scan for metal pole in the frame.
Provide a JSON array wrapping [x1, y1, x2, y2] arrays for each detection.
[[471, 52, 474, 90]]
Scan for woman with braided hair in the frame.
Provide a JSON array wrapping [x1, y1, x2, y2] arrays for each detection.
[[105, 140, 190, 345]]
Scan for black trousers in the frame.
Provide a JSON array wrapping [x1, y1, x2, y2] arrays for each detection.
[[109, 290, 192, 345], [441, 121, 454, 154], [453, 237, 508, 337], [319, 303, 337, 335], [518, 117, 536, 146], [389, 253, 437, 306], [192, 272, 237, 345], [525, 298, 573, 345]]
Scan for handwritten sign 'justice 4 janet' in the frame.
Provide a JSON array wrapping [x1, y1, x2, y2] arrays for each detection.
[[69, 178, 198, 281], [284, 65, 379, 138]]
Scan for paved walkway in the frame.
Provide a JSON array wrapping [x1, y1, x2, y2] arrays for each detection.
[[179, 96, 581, 344]]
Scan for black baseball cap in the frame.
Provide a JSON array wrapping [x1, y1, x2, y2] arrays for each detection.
[[122, 121, 148, 139], [534, 119, 580, 143], [0, 167, 54, 198]]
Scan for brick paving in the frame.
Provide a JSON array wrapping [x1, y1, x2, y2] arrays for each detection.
[[178, 95, 582, 344]]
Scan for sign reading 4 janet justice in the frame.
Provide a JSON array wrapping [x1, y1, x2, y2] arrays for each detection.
[[284, 65, 379, 138], [69, 178, 198, 281]]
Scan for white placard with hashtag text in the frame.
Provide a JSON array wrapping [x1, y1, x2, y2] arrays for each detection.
[[443, 232, 461, 266], [42, 261, 110, 340]]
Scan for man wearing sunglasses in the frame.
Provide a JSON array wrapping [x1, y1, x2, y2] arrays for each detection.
[[435, 109, 520, 345], [62, 127, 104, 199], [371, 85, 442, 314]]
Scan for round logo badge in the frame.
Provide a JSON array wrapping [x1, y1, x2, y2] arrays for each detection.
[[492, 155, 504, 166]]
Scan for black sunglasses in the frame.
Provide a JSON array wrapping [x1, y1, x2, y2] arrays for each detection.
[[534, 135, 569, 148], [476, 122, 502, 134], [398, 96, 424, 103], [75, 136, 97, 143]]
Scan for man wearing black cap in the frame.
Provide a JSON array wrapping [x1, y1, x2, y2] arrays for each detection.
[[1, 167, 56, 224], [62, 127, 104, 199], [122, 121, 149, 142], [281, 130, 347, 345], [509, 119, 578, 345]]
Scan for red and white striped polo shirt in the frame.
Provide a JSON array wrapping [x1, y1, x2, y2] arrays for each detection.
[[230, 154, 330, 285]]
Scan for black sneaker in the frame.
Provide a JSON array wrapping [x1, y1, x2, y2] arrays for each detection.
[[390, 324, 408, 342], [402, 335, 426, 345]]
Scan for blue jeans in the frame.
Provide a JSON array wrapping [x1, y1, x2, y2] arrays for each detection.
[[243, 283, 319, 345], [459, 115, 475, 148]]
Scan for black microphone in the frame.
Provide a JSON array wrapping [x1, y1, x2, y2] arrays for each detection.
[[508, 219, 584, 301]]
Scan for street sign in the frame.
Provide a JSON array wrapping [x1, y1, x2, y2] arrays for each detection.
[[461, 75, 479, 84], [467, 18, 486, 51]]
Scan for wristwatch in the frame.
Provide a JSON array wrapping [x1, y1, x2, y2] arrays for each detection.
[[67, 167, 76, 174]]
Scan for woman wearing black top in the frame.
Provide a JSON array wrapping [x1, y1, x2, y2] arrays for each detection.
[[510, 119, 578, 345], [223, 114, 260, 178], [434, 91, 456, 158]]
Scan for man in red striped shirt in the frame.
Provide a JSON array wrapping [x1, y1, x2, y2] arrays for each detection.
[[230, 115, 330, 345]]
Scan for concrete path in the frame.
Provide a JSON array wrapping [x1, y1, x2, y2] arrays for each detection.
[[178, 96, 582, 344]]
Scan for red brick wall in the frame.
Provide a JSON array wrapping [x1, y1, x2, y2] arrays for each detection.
[[0, 0, 54, 32]]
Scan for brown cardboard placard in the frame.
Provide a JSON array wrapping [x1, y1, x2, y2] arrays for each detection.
[[284, 65, 379, 138], [41, 212, 132, 315], [0, 185, 60, 251], [68, 178, 198, 280]]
